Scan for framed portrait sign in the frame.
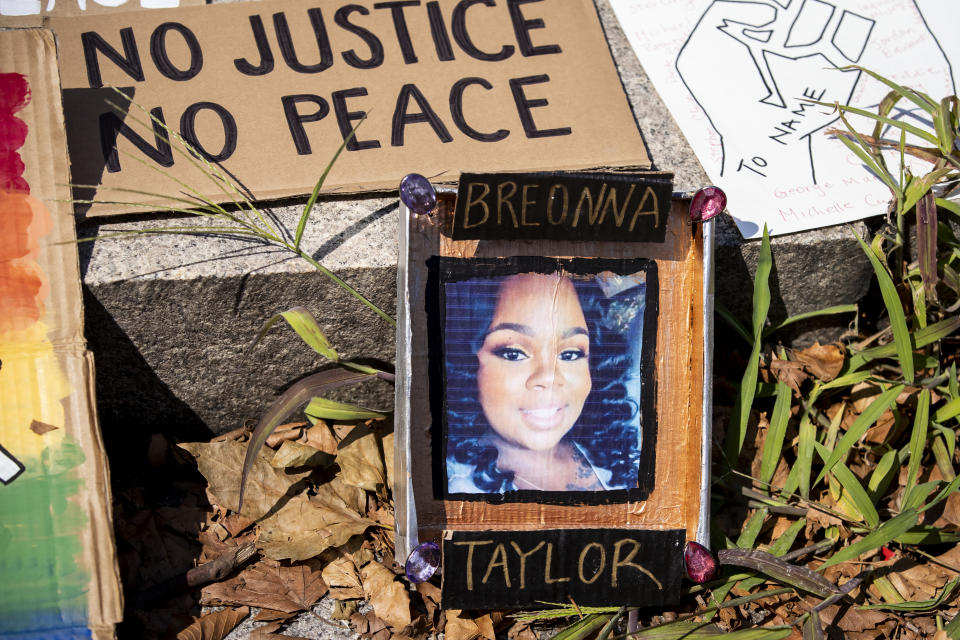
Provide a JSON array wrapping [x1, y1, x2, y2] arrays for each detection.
[[394, 171, 714, 608]]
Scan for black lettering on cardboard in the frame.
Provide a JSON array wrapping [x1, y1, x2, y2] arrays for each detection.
[[335, 4, 386, 69], [443, 529, 683, 609], [332, 88, 381, 150], [453, 539, 492, 591], [628, 186, 658, 232], [571, 184, 605, 227], [578, 542, 606, 584], [150, 22, 203, 81], [481, 543, 512, 587], [452, 172, 672, 242], [274, 9, 333, 73], [611, 538, 662, 589], [509, 74, 571, 138], [452, 0, 514, 61], [496, 180, 518, 227], [82, 28, 144, 88], [179, 101, 237, 162], [520, 183, 539, 226], [510, 541, 544, 590], [373, 0, 420, 64], [507, 0, 561, 56], [100, 105, 172, 172], [427, 1, 455, 61], [392, 83, 453, 146], [544, 543, 570, 584], [449, 77, 509, 142], [462, 182, 490, 228], [545, 183, 567, 224], [234, 15, 275, 76], [282, 94, 330, 155]]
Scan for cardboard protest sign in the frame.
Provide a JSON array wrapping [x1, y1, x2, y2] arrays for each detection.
[[394, 172, 713, 607], [0, 29, 123, 640], [0, 0, 202, 25], [610, 0, 958, 238], [50, 0, 651, 217]]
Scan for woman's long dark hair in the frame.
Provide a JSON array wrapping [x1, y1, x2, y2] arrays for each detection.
[[444, 273, 640, 492]]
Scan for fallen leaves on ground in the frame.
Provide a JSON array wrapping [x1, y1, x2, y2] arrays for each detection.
[[176, 606, 249, 640]]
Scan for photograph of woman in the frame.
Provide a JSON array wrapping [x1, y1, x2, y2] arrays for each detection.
[[442, 259, 655, 495]]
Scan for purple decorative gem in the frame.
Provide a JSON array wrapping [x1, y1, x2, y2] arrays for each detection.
[[405, 541, 441, 583], [689, 186, 727, 222], [684, 541, 716, 583], [399, 173, 437, 215]]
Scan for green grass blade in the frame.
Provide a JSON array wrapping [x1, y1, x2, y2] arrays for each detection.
[[814, 384, 904, 486], [937, 196, 960, 217], [552, 614, 611, 640], [760, 380, 792, 486], [304, 397, 386, 421], [798, 415, 816, 500], [854, 230, 914, 382], [834, 133, 899, 194], [894, 525, 960, 545], [868, 448, 898, 503], [250, 307, 338, 361], [921, 475, 960, 512], [727, 225, 772, 462], [818, 509, 918, 570], [763, 304, 857, 337], [848, 315, 960, 371], [905, 389, 931, 497], [737, 518, 807, 592], [861, 577, 960, 612], [936, 396, 960, 423], [839, 65, 939, 112], [814, 442, 879, 527], [294, 116, 365, 251]]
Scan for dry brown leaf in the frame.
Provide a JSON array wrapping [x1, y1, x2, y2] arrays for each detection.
[[332, 599, 359, 620], [200, 558, 327, 613], [179, 439, 312, 520], [361, 560, 412, 630], [793, 342, 845, 382], [175, 606, 250, 640], [271, 440, 335, 469], [506, 620, 536, 640], [352, 611, 391, 640], [382, 431, 395, 488], [257, 476, 375, 561], [864, 409, 896, 445], [769, 358, 808, 394], [336, 423, 386, 491], [818, 603, 891, 632], [475, 613, 496, 640], [265, 422, 308, 448], [322, 555, 363, 600], [252, 609, 296, 622], [29, 420, 58, 435], [444, 610, 481, 640], [303, 422, 339, 455]]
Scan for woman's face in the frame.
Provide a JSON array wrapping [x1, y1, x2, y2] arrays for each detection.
[[476, 273, 592, 452]]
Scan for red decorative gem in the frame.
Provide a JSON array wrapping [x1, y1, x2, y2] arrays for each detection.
[[689, 186, 727, 222], [684, 541, 716, 583]]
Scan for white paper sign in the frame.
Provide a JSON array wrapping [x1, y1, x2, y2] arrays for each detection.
[[610, 0, 959, 238]]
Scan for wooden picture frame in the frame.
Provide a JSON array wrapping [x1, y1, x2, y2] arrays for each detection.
[[394, 172, 714, 607]]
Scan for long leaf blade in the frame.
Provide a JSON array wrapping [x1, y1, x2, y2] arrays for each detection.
[[728, 225, 772, 462], [238, 369, 374, 510], [854, 230, 914, 382], [818, 509, 918, 570], [304, 397, 386, 422], [814, 384, 903, 486], [294, 114, 365, 250], [250, 307, 338, 361]]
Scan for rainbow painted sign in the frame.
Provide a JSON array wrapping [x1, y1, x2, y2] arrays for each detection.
[[0, 29, 122, 639]]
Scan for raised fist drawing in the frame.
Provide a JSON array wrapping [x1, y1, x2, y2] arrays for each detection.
[[676, 0, 875, 183]]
